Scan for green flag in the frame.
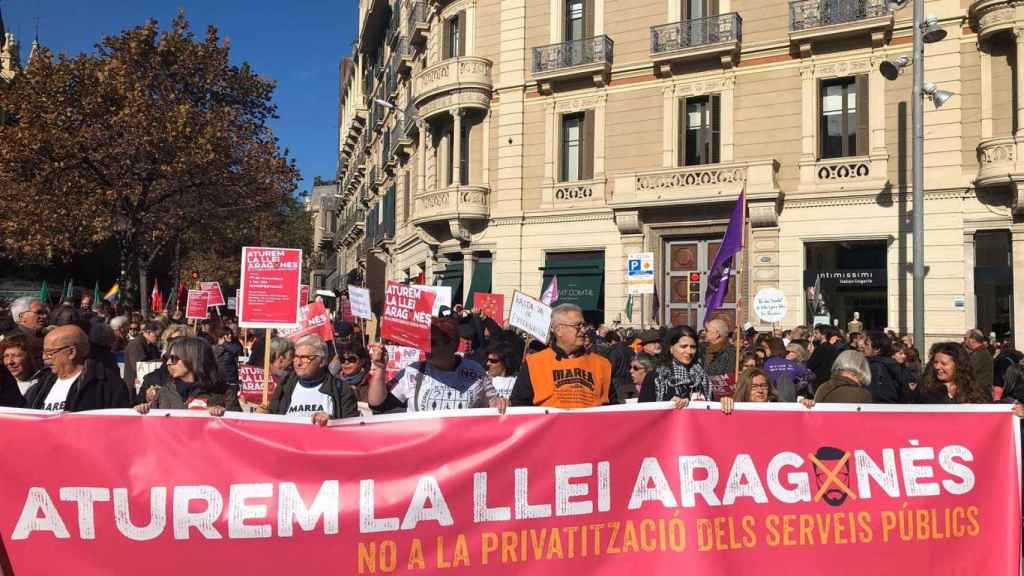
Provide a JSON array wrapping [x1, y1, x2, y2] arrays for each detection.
[[39, 280, 48, 303], [625, 293, 634, 322], [65, 278, 74, 299], [93, 281, 100, 304]]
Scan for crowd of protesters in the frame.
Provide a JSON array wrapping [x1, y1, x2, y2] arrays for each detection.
[[3, 291, 1024, 426]]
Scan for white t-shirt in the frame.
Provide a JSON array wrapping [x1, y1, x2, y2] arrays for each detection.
[[286, 381, 335, 417], [42, 370, 82, 412], [389, 359, 495, 412], [492, 375, 517, 399], [17, 378, 37, 397]]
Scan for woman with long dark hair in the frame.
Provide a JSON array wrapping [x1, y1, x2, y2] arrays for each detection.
[[134, 337, 228, 416], [639, 325, 709, 408], [911, 342, 988, 404]]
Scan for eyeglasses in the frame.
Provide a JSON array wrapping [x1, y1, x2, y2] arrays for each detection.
[[485, 357, 501, 364], [165, 354, 181, 365], [629, 365, 645, 372], [42, 345, 73, 360], [557, 322, 586, 332], [294, 354, 322, 363], [340, 355, 361, 364]]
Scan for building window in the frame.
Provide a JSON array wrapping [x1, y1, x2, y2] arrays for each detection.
[[566, 0, 585, 41], [683, 0, 716, 19], [560, 111, 594, 182], [443, 13, 466, 59], [819, 76, 868, 159], [678, 95, 720, 166]]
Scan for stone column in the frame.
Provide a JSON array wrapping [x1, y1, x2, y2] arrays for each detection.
[[1016, 28, 1024, 137], [594, 96, 606, 179], [964, 231, 976, 330], [452, 109, 463, 186], [1013, 224, 1024, 340], [981, 42, 993, 139], [662, 86, 675, 167], [417, 120, 427, 211], [462, 250, 476, 308], [800, 65, 816, 163]]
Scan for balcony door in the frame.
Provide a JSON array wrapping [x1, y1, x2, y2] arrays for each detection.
[[682, 0, 719, 43]]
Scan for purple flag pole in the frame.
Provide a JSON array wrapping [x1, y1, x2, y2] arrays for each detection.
[[704, 191, 746, 321]]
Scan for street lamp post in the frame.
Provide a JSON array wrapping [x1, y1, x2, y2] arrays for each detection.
[[911, 0, 925, 352]]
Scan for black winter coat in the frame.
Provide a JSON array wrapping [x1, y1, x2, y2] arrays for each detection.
[[25, 359, 130, 412]]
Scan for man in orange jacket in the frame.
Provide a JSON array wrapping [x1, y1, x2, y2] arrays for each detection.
[[510, 303, 615, 409]]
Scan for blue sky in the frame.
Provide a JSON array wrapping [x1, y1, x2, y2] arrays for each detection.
[[3, 0, 359, 195]]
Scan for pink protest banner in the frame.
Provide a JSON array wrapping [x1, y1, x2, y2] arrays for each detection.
[[0, 406, 1018, 575], [237, 365, 279, 404], [185, 289, 210, 320], [300, 285, 311, 305], [473, 292, 505, 325], [238, 247, 302, 328], [278, 301, 334, 343], [199, 282, 226, 307], [380, 281, 435, 351]]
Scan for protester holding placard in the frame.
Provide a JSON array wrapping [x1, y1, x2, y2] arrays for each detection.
[[368, 317, 506, 413], [265, 335, 358, 425], [510, 304, 614, 409], [134, 337, 229, 416]]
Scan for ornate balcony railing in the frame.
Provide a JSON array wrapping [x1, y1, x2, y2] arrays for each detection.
[[532, 35, 614, 75], [396, 37, 413, 74], [971, 0, 1017, 41], [610, 160, 779, 207], [651, 13, 742, 54], [413, 185, 490, 223], [413, 56, 493, 105], [789, 0, 888, 32], [403, 103, 418, 136], [977, 137, 1020, 186]]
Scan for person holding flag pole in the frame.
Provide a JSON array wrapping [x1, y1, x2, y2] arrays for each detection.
[[703, 189, 746, 394]]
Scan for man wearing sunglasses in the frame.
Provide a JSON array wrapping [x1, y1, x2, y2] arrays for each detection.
[[25, 325, 130, 412], [368, 317, 506, 414], [510, 303, 614, 409]]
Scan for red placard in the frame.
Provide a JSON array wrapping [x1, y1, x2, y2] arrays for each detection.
[[185, 290, 210, 320], [384, 344, 425, 382], [339, 299, 355, 323], [473, 292, 505, 325], [300, 285, 310, 304], [237, 365, 280, 404], [238, 247, 303, 328], [277, 301, 334, 343], [0, 406, 1017, 575], [199, 282, 226, 307], [380, 281, 435, 351]]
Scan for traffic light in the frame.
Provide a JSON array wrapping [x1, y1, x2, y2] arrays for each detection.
[[688, 272, 701, 304]]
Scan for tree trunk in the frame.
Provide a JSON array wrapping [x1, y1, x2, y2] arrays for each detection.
[[139, 261, 149, 318], [117, 235, 138, 314]]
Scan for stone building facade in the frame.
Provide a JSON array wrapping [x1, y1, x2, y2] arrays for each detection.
[[330, 0, 1024, 344]]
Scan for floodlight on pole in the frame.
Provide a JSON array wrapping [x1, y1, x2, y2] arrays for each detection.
[[922, 82, 954, 108], [879, 55, 911, 81], [922, 15, 947, 44]]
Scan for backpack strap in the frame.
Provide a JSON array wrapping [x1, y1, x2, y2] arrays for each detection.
[[413, 362, 427, 412]]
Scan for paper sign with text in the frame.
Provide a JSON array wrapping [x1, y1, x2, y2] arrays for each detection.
[[238, 247, 303, 328], [199, 282, 226, 307], [385, 345, 425, 383], [473, 292, 505, 326], [348, 286, 372, 320], [237, 365, 279, 404], [300, 285, 310, 304], [185, 290, 210, 320], [413, 284, 451, 316], [381, 282, 435, 351], [509, 290, 552, 343]]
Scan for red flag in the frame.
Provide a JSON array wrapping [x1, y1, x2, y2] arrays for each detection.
[[415, 270, 426, 285], [176, 282, 188, 311], [150, 279, 164, 313]]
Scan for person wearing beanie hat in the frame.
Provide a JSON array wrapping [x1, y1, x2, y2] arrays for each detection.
[[367, 316, 507, 414]]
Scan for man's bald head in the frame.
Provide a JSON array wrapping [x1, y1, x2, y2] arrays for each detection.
[[44, 325, 90, 364]]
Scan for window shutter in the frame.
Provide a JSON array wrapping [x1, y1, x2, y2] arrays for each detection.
[[711, 94, 721, 164], [442, 19, 451, 59], [855, 74, 869, 156], [583, 110, 595, 180], [584, 0, 595, 37], [678, 98, 687, 166], [458, 11, 467, 56]]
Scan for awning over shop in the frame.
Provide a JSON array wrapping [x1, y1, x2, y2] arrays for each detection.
[[541, 252, 604, 311], [465, 257, 492, 307]]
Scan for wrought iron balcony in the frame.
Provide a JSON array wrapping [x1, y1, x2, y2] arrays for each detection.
[[408, 1, 429, 47], [339, 204, 367, 248], [531, 35, 613, 91], [650, 13, 741, 70], [403, 103, 418, 136], [396, 37, 413, 75], [386, 57, 399, 100], [789, 0, 892, 47]]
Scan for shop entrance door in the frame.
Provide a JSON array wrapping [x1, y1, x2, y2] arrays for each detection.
[[664, 238, 737, 329]]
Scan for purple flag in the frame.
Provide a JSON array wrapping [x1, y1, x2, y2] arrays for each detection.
[[704, 192, 745, 318]]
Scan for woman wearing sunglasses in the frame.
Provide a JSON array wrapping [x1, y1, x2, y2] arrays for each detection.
[[135, 324, 193, 405], [134, 337, 228, 417], [328, 341, 371, 403], [628, 353, 656, 397], [483, 342, 519, 398]]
